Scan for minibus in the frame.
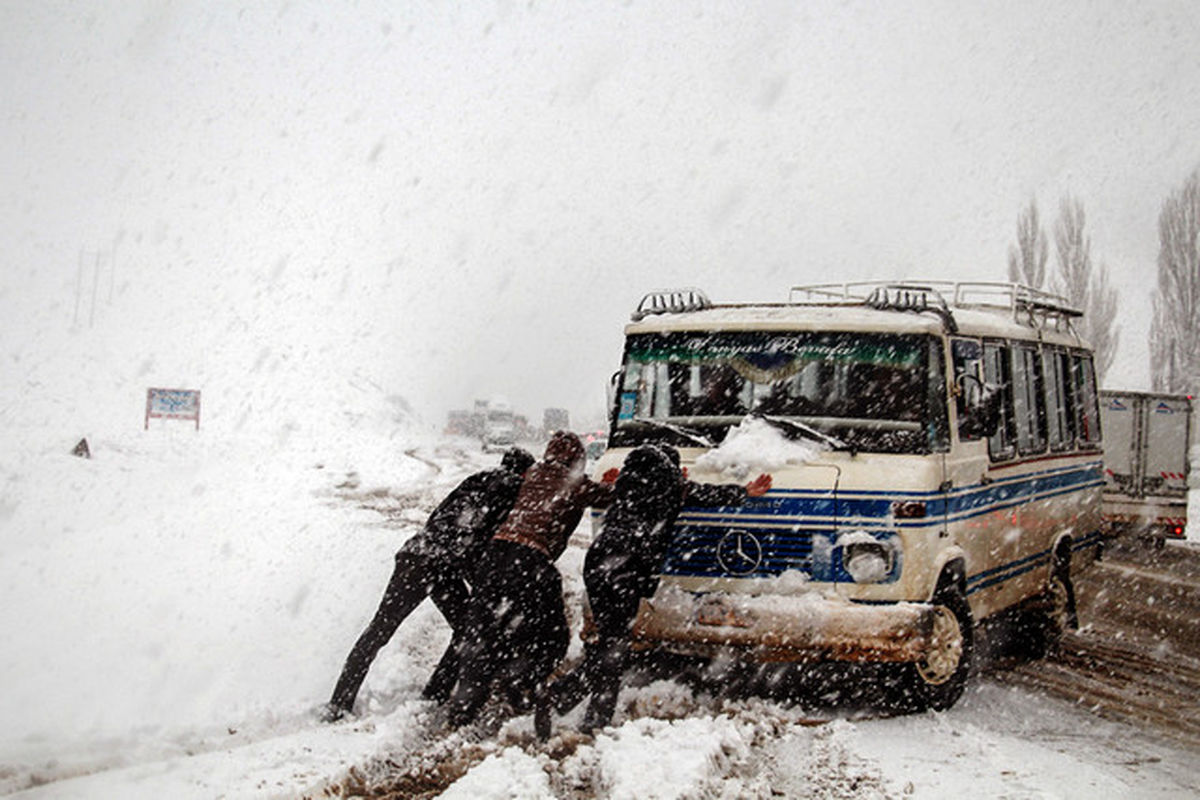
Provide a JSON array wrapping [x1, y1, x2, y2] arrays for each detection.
[[595, 281, 1105, 711]]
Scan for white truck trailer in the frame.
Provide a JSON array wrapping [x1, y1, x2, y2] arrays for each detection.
[[1099, 389, 1192, 544]]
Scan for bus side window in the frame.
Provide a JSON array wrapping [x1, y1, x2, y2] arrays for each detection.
[[1012, 344, 1048, 455], [951, 338, 984, 441], [983, 340, 1016, 460], [1043, 348, 1074, 451], [1071, 352, 1102, 447]]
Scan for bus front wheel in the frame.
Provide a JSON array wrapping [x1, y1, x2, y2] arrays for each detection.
[[895, 584, 973, 713]]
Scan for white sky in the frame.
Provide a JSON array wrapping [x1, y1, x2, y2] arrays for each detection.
[[3, 1, 1199, 428]]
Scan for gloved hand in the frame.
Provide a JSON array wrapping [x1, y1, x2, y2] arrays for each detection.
[[745, 473, 772, 497]]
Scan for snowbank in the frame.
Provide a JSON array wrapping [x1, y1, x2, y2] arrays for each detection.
[[0, 395, 442, 791]]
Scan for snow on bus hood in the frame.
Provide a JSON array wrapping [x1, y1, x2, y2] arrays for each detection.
[[693, 416, 825, 480]]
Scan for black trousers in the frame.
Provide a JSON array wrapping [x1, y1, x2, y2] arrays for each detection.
[[328, 542, 471, 713], [545, 550, 653, 730], [445, 540, 569, 727]]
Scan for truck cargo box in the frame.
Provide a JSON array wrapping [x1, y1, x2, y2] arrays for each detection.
[[1100, 390, 1192, 543]]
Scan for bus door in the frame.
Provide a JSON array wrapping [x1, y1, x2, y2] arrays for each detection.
[[947, 338, 999, 571]]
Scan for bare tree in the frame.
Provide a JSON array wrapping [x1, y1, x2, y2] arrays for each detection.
[[1052, 196, 1119, 382], [1008, 199, 1049, 289], [1054, 197, 1090, 306], [1150, 167, 1200, 396], [1085, 261, 1119, 383]]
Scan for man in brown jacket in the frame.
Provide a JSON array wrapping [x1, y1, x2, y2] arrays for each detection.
[[443, 431, 615, 728]]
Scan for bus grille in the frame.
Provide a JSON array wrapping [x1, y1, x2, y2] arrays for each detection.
[[661, 524, 814, 579]]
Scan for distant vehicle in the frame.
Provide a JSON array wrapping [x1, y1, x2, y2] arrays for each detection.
[[1099, 390, 1192, 544], [482, 403, 517, 452], [594, 282, 1105, 712]]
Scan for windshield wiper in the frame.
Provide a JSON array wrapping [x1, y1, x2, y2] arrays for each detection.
[[752, 412, 852, 452], [631, 417, 715, 448]]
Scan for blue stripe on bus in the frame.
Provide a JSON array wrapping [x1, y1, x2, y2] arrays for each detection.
[[965, 530, 1104, 594], [677, 468, 1103, 529], [757, 461, 1102, 498], [660, 463, 1104, 591]]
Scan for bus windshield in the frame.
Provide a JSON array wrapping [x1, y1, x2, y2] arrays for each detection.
[[610, 330, 949, 454]]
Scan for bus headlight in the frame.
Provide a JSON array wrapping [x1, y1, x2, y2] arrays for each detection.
[[838, 531, 897, 583]]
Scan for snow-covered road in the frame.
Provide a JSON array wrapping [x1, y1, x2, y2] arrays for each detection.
[[1, 430, 1197, 799]]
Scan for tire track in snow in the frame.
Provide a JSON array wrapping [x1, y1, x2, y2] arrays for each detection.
[[987, 540, 1200, 752]]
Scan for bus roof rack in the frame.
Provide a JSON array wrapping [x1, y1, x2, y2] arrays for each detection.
[[865, 283, 958, 334], [790, 280, 1083, 332], [632, 288, 712, 321]]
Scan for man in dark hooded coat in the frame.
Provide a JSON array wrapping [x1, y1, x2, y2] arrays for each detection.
[[322, 446, 535, 722], [443, 431, 615, 728], [536, 444, 771, 737]]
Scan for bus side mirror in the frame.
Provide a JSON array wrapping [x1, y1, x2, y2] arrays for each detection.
[[607, 371, 621, 428]]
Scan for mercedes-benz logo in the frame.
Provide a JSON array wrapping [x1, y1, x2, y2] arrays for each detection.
[[716, 529, 763, 575]]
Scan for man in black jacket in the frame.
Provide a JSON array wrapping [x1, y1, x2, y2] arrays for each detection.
[[322, 447, 535, 722], [536, 444, 770, 738]]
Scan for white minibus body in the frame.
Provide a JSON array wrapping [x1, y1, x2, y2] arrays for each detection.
[[594, 282, 1104, 711]]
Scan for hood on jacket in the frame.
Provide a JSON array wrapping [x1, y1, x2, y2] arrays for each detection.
[[501, 447, 536, 475], [615, 444, 676, 505], [653, 443, 681, 469], [543, 430, 585, 469]]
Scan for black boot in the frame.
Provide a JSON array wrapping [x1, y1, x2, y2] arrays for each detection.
[[319, 701, 351, 724], [534, 689, 553, 741]]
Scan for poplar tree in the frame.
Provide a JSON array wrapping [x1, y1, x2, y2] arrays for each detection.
[[1007, 199, 1049, 289], [1052, 196, 1119, 382], [1150, 168, 1200, 396]]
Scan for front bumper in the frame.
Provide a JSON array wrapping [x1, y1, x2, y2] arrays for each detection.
[[630, 587, 936, 664]]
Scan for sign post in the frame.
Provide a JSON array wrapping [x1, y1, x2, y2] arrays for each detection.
[[145, 388, 201, 430]]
